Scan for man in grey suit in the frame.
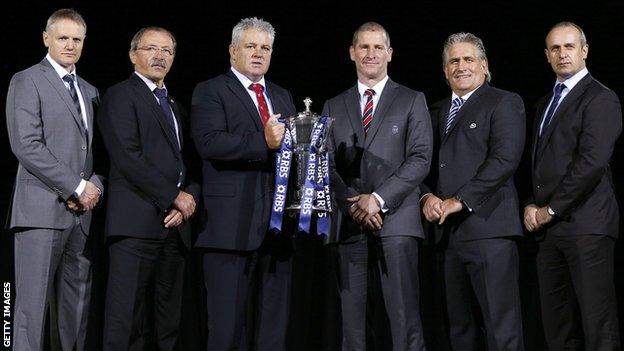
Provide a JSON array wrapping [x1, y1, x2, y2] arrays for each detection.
[[5, 9, 101, 351], [323, 22, 432, 350]]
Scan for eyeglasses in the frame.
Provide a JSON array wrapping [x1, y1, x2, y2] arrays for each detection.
[[136, 46, 174, 57]]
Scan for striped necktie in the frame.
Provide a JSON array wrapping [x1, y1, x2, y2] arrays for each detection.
[[539, 83, 566, 137], [362, 89, 375, 135], [62, 74, 86, 130], [445, 97, 464, 134], [249, 83, 271, 125]]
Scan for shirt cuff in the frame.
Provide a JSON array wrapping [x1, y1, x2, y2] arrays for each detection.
[[74, 179, 87, 197], [420, 192, 433, 202], [372, 192, 388, 213]]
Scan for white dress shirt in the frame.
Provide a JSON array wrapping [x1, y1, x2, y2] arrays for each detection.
[[231, 67, 275, 116], [538, 67, 589, 136]]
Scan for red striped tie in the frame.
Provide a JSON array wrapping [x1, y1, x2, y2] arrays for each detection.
[[250, 83, 271, 125], [362, 89, 375, 135]]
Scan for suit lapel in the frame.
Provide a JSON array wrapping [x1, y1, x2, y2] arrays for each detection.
[[364, 79, 399, 149], [129, 74, 180, 153], [225, 71, 263, 130], [38, 60, 86, 140], [531, 96, 550, 168], [442, 84, 488, 143], [535, 74, 593, 163], [438, 98, 452, 141], [77, 76, 94, 145], [170, 96, 184, 150], [343, 86, 365, 146]]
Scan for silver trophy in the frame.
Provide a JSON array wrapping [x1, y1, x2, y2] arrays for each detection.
[[284, 97, 333, 212]]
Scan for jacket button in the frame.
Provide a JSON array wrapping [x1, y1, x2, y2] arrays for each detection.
[[536, 184, 542, 189], [81, 145, 87, 150], [440, 162, 446, 168], [80, 172, 85, 177]]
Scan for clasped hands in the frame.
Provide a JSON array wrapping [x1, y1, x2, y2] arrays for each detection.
[[421, 194, 464, 224], [523, 204, 553, 232], [164, 190, 196, 228], [347, 194, 384, 231], [264, 114, 285, 149], [67, 180, 101, 212]]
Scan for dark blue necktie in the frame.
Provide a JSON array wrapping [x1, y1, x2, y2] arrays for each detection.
[[62, 74, 87, 130], [445, 97, 464, 134], [153, 87, 180, 149], [539, 83, 566, 137]]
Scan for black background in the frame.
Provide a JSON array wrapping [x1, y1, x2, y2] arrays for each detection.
[[1, 0, 624, 350]]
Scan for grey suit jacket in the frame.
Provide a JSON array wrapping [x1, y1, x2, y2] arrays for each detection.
[[6, 58, 102, 232], [323, 79, 433, 243]]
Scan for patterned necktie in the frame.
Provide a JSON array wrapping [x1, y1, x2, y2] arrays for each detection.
[[539, 83, 566, 137], [62, 74, 86, 130], [153, 87, 180, 149], [362, 89, 375, 135], [445, 97, 464, 134], [249, 83, 271, 125]]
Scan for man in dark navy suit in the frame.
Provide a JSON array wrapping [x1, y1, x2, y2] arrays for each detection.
[[191, 17, 296, 351], [422, 32, 525, 351], [524, 22, 621, 350]]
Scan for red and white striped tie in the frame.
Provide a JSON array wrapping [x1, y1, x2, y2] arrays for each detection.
[[362, 89, 375, 135]]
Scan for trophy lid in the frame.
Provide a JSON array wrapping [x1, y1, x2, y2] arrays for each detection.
[[295, 97, 318, 119]]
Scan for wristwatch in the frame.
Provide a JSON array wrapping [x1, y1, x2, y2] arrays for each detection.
[[547, 206, 556, 216]]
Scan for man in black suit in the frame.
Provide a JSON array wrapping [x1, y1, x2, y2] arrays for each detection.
[[422, 32, 525, 351], [98, 27, 199, 350], [524, 22, 621, 350], [191, 17, 296, 350], [323, 22, 432, 350]]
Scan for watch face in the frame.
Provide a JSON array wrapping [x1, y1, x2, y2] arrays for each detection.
[[547, 207, 555, 216]]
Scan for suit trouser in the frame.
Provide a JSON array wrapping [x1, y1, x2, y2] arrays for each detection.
[[444, 235, 524, 351], [13, 218, 92, 351], [536, 233, 620, 351], [335, 235, 425, 351], [202, 234, 293, 351], [103, 230, 186, 351]]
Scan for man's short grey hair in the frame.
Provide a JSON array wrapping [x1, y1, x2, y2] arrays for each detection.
[[45, 8, 86, 33], [231, 17, 275, 46], [443, 32, 491, 83], [130, 26, 177, 53], [547, 21, 588, 47], [352, 22, 390, 48]]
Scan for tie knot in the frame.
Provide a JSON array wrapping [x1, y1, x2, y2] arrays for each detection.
[[452, 97, 464, 107], [250, 83, 264, 94], [153, 87, 168, 99], [364, 89, 375, 97], [62, 74, 75, 84], [554, 83, 565, 95]]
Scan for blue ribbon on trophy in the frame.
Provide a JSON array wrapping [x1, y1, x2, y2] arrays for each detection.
[[269, 97, 333, 235]]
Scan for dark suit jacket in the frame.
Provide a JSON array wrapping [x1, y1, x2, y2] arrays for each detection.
[[322, 79, 432, 243], [530, 74, 621, 238], [424, 84, 525, 242], [97, 73, 199, 247], [191, 70, 296, 251]]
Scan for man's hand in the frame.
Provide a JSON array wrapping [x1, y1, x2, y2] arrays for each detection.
[[77, 181, 101, 211], [164, 209, 184, 228], [421, 194, 443, 222], [523, 204, 540, 232], [363, 212, 384, 231], [264, 114, 285, 149], [438, 198, 464, 225], [66, 197, 84, 212], [347, 194, 381, 224], [536, 206, 554, 227], [173, 190, 196, 220]]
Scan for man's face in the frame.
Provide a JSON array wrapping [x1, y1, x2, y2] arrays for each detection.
[[129, 30, 175, 86], [444, 42, 488, 96], [43, 19, 86, 71], [229, 29, 273, 82], [544, 26, 588, 80], [350, 30, 393, 82]]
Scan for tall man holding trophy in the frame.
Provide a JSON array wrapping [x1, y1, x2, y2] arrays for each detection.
[[322, 22, 433, 350], [191, 17, 296, 351]]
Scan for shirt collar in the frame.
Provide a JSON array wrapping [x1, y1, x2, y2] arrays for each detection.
[[556, 67, 589, 92], [231, 66, 267, 91], [134, 71, 167, 94], [357, 75, 389, 97], [46, 53, 77, 79], [451, 83, 482, 102]]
